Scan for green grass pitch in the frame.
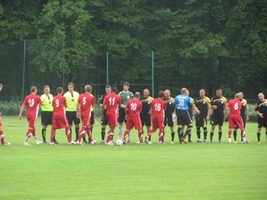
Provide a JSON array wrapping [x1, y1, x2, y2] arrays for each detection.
[[1, 116, 267, 200]]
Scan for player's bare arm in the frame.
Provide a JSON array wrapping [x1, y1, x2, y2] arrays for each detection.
[[18, 104, 25, 120]]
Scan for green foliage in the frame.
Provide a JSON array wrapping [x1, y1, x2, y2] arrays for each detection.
[[0, 100, 22, 116]]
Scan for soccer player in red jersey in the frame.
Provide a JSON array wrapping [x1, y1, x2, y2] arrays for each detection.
[[19, 86, 43, 146], [0, 83, 10, 146], [50, 87, 74, 145], [76, 85, 96, 145], [226, 93, 249, 144], [145, 91, 166, 144], [102, 86, 121, 145], [123, 92, 143, 144]]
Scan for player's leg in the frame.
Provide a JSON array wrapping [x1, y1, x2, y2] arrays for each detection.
[[138, 128, 143, 144], [105, 113, 115, 145], [233, 127, 238, 143], [77, 126, 86, 144], [158, 127, 164, 144], [118, 108, 124, 140], [257, 117, 263, 143], [228, 116, 235, 144], [196, 116, 201, 142], [217, 115, 224, 143], [74, 116, 80, 142], [145, 121, 157, 143], [0, 114, 10, 146], [145, 116, 152, 144], [209, 115, 217, 143], [170, 125, 175, 144], [101, 113, 108, 143]]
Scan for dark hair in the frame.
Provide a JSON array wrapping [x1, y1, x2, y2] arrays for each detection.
[[85, 85, 92, 92], [123, 82, 130, 87], [57, 87, 63, 94], [112, 86, 117, 93], [68, 82, 74, 87], [105, 85, 111, 88], [158, 91, 164, 98], [30, 86, 37, 93]]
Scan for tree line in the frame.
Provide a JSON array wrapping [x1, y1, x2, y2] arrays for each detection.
[[0, 0, 266, 99]]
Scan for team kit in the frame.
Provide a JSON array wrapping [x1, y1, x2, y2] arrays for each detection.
[[1, 82, 267, 146]]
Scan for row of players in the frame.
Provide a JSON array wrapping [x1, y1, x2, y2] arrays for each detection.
[[0, 82, 267, 146]]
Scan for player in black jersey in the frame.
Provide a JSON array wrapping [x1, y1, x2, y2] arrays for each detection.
[[195, 89, 211, 143], [255, 93, 267, 143], [163, 90, 175, 144], [140, 89, 153, 144], [210, 89, 227, 143], [99, 85, 111, 143]]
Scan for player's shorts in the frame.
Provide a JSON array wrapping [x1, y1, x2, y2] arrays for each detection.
[[176, 110, 192, 126], [90, 111, 94, 125], [164, 115, 174, 127], [81, 117, 91, 127], [126, 116, 142, 130], [41, 111, 53, 126], [257, 116, 267, 128], [66, 111, 80, 125], [101, 111, 108, 126], [195, 115, 207, 127], [210, 114, 224, 126], [229, 114, 243, 129], [118, 108, 126, 123], [27, 118, 36, 127], [52, 117, 69, 129], [152, 120, 164, 129], [140, 114, 151, 127], [106, 112, 118, 127]]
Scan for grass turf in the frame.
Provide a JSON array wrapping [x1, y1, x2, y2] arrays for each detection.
[[1, 116, 267, 200]]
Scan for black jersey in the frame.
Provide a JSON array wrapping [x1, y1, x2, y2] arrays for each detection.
[[240, 99, 248, 117], [195, 96, 211, 117], [163, 97, 175, 117], [255, 99, 267, 115], [140, 96, 153, 116], [210, 96, 227, 116]]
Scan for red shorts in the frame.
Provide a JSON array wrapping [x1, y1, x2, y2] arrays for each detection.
[[81, 117, 91, 127], [52, 117, 69, 129], [106, 112, 118, 127], [27, 118, 36, 127], [152, 120, 164, 129], [229, 115, 243, 129], [126, 116, 142, 130]]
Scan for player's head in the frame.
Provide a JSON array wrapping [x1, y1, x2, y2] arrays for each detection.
[[239, 92, 244, 100], [57, 87, 64, 94], [0, 83, 3, 91], [123, 82, 130, 91], [85, 85, 92, 93], [134, 92, 141, 100], [105, 85, 111, 94], [30, 86, 37, 93], [164, 89, 171, 98], [258, 93, 264, 101], [216, 89, 222, 97], [199, 89, 206, 97], [112, 86, 117, 93], [44, 85, 50, 94], [158, 91, 164, 98], [68, 82, 74, 92], [235, 93, 240, 99], [143, 89, 150, 97], [181, 88, 188, 95]]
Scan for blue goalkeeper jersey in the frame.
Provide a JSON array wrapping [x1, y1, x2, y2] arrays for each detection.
[[174, 94, 191, 111]]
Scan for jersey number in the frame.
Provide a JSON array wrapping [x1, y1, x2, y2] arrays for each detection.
[[130, 103, 137, 111], [154, 103, 161, 111], [82, 97, 86, 105], [55, 99, 60, 107], [109, 97, 115, 105], [178, 99, 184, 107], [28, 99, 35, 107], [234, 103, 239, 110]]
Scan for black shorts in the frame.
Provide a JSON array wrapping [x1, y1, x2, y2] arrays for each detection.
[[164, 115, 174, 127], [91, 111, 94, 125], [41, 111, 53, 126], [257, 116, 267, 128], [210, 114, 224, 126], [101, 112, 108, 126], [118, 108, 126, 123], [176, 110, 192, 126], [66, 111, 80, 125], [140, 114, 151, 127], [195, 115, 207, 127]]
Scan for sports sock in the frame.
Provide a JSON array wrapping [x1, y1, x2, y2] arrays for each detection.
[[159, 131, 164, 142], [148, 135, 151, 141], [188, 133, 191, 141], [241, 130, 247, 142], [218, 131, 222, 141], [233, 130, 237, 141], [66, 128, 71, 142], [50, 128, 56, 143], [83, 135, 87, 143], [101, 128, 105, 140], [183, 126, 192, 139], [123, 130, 129, 141], [257, 132, 261, 142], [106, 131, 113, 143], [75, 127, 79, 141], [87, 128, 93, 142], [203, 127, 207, 140], [196, 127, 201, 139], [228, 130, 232, 138], [127, 132, 131, 142], [77, 127, 86, 143], [171, 132, 175, 141], [138, 131, 143, 143], [42, 128, 46, 142], [118, 125, 122, 139], [33, 136, 38, 141], [210, 132, 214, 141], [178, 128, 182, 143], [26, 129, 33, 138], [0, 130, 4, 144], [147, 130, 154, 137]]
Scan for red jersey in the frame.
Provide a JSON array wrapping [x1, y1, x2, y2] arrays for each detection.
[[126, 98, 142, 118], [78, 93, 94, 118], [52, 95, 67, 118], [151, 98, 166, 121], [104, 93, 121, 114], [23, 94, 43, 119], [228, 99, 242, 115]]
